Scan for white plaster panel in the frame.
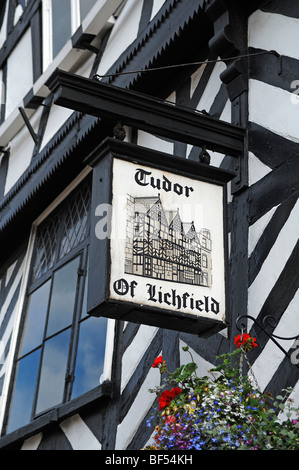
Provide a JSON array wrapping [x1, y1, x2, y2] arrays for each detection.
[[248, 200, 299, 320], [249, 10, 299, 61], [209, 150, 225, 167], [248, 205, 278, 257], [151, 0, 166, 20], [137, 131, 174, 154], [21, 433, 43, 450], [186, 144, 226, 170], [14, 4, 23, 25], [72, 54, 95, 78], [180, 339, 219, 379], [0, 69, 3, 112], [248, 151, 272, 186], [0, 3, 8, 50], [249, 79, 299, 142], [195, 61, 226, 113], [0, 306, 18, 377], [252, 342, 286, 392], [40, 104, 73, 150], [96, 0, 143, 77], [60, 414, 102, 450], [279, 380, 299, 420], [6, 28, 33, 118], [115, 366, 157, 449], [121, 324, 158, 392], [5, 260, 17, 287], [4, 128, 34, 193], [4, 107, 43, 194], [251, 290, 299, 391], [219, 99, 231, 123]]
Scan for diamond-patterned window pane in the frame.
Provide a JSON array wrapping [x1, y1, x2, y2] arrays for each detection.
[[32, 212, 61, 281], [31, 180, 91, 282], [59, 182, 91, 259]]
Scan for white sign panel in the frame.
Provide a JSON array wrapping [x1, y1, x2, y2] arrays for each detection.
[[108, 158, 226, 324], [87, 139, 233, 336]]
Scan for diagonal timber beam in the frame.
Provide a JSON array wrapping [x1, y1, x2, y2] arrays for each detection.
[[46, 68, 245, 156]]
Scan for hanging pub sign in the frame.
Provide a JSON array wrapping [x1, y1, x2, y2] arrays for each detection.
[[85, 138, 235, 337]]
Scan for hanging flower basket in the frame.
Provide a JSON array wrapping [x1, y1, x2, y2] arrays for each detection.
[[143, 336, 299, 450]]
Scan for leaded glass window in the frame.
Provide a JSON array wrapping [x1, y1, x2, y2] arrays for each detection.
[[6, 178, 108, 434], [59, 182, 91, 259], [31, 213, 60, 281]]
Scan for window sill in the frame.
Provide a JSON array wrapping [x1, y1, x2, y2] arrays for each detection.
[[0, 381, 114, 449]]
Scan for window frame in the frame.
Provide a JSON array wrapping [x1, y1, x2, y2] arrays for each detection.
[[42, 0, 98, 71], [22, 247, 88, 421], [0, 381, 113, 448], [1, 173, 115, 442]]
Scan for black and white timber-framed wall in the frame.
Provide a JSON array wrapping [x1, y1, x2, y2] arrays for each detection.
[[0, 0, 298, 450]]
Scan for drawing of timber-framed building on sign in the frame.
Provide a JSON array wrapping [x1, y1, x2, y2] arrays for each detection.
[[124, 194, 212, 287]]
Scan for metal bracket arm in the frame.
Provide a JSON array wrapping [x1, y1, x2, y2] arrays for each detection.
[[236, 315, 299, 369]]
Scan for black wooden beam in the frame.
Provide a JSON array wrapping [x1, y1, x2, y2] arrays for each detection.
[[46, 68, 245, 156]]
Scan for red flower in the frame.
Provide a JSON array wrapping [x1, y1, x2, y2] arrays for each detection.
[[158, 387, 182, 410], [152, 356, 163, 368], [234, 334, 258, 350], [171, 387, 182, 396], [158, 390, 173, 410], [165, 415, 176, 424]]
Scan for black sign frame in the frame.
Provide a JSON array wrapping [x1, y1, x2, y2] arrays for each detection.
[[85, 138, 235, 337]]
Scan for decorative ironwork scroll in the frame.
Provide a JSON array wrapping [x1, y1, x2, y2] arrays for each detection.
[[236, 315, 299, 369]]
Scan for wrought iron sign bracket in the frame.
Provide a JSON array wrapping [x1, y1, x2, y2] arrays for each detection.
[[236, 315, 299, 369]]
